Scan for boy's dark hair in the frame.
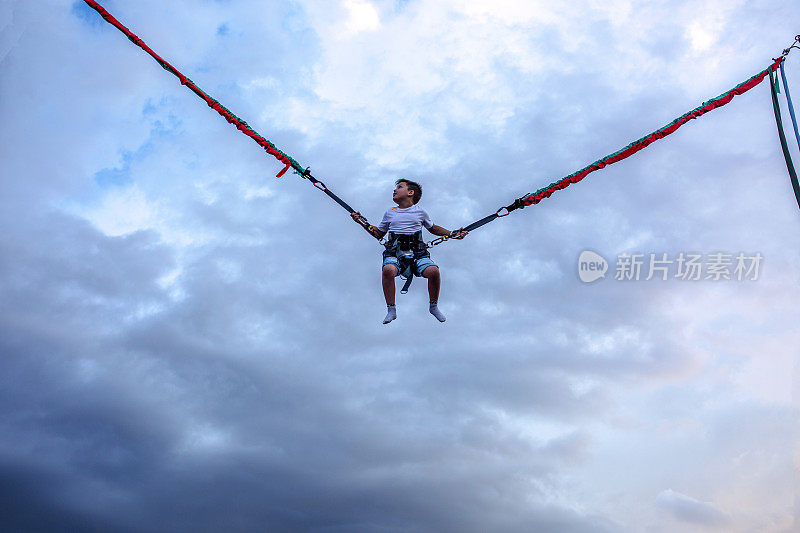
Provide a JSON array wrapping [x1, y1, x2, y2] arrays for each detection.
[[397, 179, 422, 204]]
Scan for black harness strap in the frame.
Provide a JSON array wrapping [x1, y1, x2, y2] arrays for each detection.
[[302, 169, 357, 213], [429, 199, 525, 247], [400, 274, 414, 294], [300, 169, 382, 238]]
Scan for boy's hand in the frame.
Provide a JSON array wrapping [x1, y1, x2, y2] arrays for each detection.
[[351, 212, 383, 240], [450, 228, 468, 239]]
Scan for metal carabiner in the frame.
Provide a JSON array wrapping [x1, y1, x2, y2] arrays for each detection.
[[428, 235, 449, 247]]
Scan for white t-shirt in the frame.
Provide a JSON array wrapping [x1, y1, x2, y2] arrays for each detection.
[[377, 204, 433, 235]]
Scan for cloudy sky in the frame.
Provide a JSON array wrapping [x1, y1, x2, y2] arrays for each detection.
[[2, 0, 799, 531]]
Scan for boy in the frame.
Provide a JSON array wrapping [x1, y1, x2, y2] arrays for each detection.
[[352, 179, 466, 324]]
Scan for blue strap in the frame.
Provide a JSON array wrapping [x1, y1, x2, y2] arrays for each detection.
[[400, 274, 414, 294], [780, 61, 800, 153], [770, 66, 800, 211]]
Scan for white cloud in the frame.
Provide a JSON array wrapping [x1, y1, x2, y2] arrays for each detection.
[[81, 186, 162, 237], [344, 0, 381, 35]]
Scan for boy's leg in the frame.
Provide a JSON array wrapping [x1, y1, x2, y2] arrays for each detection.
[[422, 265, 440, 302], [422, 266, 446, 322], [382, 264, 399, 324], [382, 264, 398, 305]]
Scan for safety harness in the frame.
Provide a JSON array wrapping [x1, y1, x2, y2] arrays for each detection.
[[383, 231, 430, 294]]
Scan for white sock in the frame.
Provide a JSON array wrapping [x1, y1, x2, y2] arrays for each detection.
[[383, 305, 397, 324], [429, 302, 446, 322]]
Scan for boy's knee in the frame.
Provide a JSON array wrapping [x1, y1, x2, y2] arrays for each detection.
[[422, 265, 440, 279], [383, 265, 399, 277]]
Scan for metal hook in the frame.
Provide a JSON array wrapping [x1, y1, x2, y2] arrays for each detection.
[[781, 35, 800, 57]]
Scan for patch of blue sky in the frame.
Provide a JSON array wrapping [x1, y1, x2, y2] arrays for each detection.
[[91, 139, 158, 188], [93, 151, 136, 187], [216, 23, 229, 37], [142, 101, 183, 136], [70, 0, 106, 28], [282, 3, 312, 35], [93, 99, 182, 188]]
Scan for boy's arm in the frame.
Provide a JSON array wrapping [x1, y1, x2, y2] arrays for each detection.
[[428, 225, 450, 236], [350, 212, 386, 239], [428, 224, 468, 239]]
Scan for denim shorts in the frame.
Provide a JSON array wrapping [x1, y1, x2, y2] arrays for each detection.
[[382, 253, 437, 277]]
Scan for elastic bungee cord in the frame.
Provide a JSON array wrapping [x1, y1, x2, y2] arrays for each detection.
[[82, 1, 800, 245]]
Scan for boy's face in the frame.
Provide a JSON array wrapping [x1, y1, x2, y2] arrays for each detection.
[[392, 181, 413, 204]]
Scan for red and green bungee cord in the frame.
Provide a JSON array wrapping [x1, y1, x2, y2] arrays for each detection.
[[449, 57, 789, 239], [518, 58, 784, 208], [83, 0, 383, 236], [82, 0, 796, 245]]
